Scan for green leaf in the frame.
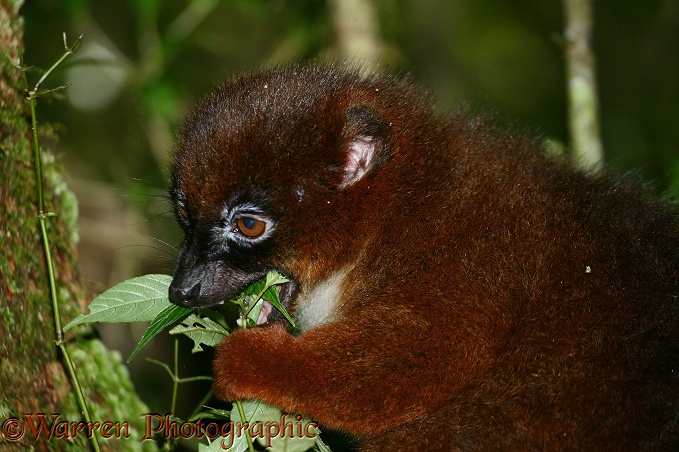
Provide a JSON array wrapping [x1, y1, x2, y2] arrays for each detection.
[[242, 270, 295, 327], [199, 401, 267, 452], [199, 437, 241, 452], [263, 282, 295, 327], [264, 270, 290, 287], [64, 274, 173, 330], [127, 303, 191, 362], [225, 400, 269, 452], [170, 313, 228, 353], [256, 409, 320, 452], [230, 399, 268, 426], [314, 436, 333, 452], [196, 402, 323, 452], [242, 298, 262, 327], [190, 407, 231, 422]]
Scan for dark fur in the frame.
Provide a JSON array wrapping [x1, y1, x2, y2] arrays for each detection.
[[170, 66, 679, 450]]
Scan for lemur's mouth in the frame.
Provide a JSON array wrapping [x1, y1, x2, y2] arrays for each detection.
[[254, 278, 297, 325], [256, 299, 274, 325]]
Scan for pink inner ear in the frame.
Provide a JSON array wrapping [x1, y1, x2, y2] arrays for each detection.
[[341, 135, 377, 188]]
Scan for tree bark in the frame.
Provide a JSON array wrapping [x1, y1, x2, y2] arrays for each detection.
[[1, 2, 152, 450]]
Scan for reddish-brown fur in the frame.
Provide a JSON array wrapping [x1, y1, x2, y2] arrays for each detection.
[[170, 66, 679, 450]]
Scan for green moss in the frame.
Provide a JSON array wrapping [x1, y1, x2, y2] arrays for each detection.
[[64, 340, 158, 451], [1, 6, 157, 451]]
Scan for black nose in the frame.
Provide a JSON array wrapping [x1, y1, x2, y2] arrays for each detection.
[[169, 281, 201, 306]]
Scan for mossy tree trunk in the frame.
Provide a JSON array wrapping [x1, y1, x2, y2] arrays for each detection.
[[1, 3, 152, 450]]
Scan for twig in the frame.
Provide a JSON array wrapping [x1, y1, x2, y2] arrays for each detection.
[[21, 33, 101, 452]]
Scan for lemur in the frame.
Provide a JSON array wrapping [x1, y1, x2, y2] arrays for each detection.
[[169, 66, 679, 450]]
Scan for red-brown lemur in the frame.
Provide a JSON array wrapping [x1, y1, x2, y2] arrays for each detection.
[[169, 66, 679, 450]]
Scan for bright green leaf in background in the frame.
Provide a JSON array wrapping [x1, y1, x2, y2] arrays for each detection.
[[64, 274, 173, 330]]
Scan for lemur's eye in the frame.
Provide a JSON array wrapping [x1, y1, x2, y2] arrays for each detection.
[[236, 217, 266, 238]]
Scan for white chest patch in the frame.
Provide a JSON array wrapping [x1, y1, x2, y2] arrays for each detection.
[[294, 267, 352, 333]]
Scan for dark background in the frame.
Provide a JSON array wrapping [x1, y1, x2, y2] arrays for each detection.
[[19, 0, 679, 448]]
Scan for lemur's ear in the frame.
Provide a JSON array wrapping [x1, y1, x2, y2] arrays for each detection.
[[339, 106, 391, 188]]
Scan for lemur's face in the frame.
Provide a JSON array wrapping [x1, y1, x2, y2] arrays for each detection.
[[169, 182, 290, 310], [168, 68, 391, 318]]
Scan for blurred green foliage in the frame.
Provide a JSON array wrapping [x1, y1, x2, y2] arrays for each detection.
[[22, 0, 677, 190], [16, 1, 678, 442], [21, 0, 678, 190]]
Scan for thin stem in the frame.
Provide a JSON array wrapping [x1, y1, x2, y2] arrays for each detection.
[[27, 64, 62, 338], [29, 99, 45, 213], [244, 283, 274, 318], [162, 338, 180, 451], [145, 358, 174, 378], [188, 389, 214, 421], [29, 51, 70, 98], [235, 301, 255, 452], [23, 35, 100, 452], [178, 375, 213, 383], [235, 400, 255, 452], [146, 341, 211, 451], [38, 217, 63, 340], [58, 343, 100, 445], [145, 357, 212, 384], [28, 33, 82, 100], [171, 337, 179, 414]]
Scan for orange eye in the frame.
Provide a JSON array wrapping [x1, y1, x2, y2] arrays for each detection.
[[236, 217, 266, 238]]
